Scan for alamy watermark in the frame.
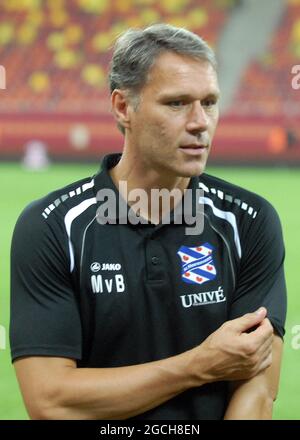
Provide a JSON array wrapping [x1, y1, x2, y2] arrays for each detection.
[[0, 325, 6, 350], [291, 65, 300, 90], [0, 65, 6, 89], [1, 68, 8, 349], [96, 182, 205, 235], [291, 324, 300, 350]]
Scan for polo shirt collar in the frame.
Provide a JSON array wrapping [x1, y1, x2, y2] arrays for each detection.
[[94, 153, 201, 226]]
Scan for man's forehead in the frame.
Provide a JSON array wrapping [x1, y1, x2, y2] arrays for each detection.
[[151, 51, 216, 74], [145, 51, 219, 95]]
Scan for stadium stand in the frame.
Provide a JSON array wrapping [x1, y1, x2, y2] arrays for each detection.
[[0, 0, 299, 162], [0, 0, 231, 113], [217, 0, 300, 163], [229, 0, 300, 117]]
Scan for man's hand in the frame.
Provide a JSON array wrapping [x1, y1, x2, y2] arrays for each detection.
[[189, 307, 274, 384], [14, 307, 274, 419]]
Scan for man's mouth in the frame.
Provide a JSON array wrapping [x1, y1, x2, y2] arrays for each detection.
[[179, 144, 207, 155]]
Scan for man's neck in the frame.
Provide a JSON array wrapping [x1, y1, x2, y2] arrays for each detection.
[[109, 150, 190, 223]]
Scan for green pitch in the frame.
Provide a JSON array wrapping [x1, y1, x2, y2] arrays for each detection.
[[0, 162, 299, 419]]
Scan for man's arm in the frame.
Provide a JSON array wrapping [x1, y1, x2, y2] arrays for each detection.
[[224, 333, 283, 420], [14, 308, 273, 419]]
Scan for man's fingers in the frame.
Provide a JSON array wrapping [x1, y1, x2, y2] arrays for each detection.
[[230, 307, 267, 333], [248, 318, 274, 345], [254, 335, 273, 364], [256, 349, 273, 374]]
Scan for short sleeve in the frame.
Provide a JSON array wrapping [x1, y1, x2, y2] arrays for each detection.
[[229, 200, 287, 338], [10, 201, 82, 362]]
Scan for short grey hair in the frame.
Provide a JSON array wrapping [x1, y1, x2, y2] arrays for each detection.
[[109, 23, 217, 96]]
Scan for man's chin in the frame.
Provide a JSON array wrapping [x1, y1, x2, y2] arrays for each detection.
[[176, 161, 208, 178]]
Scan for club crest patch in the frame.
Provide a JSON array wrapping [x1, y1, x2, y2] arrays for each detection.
[[177, 243, 217, 285]]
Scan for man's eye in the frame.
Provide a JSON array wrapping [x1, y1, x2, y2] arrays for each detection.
[[203, 99, 217, 107], [168, 101, 185, 107]]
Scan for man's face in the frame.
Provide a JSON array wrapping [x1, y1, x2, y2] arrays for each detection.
[[126, 51, 220, 178]]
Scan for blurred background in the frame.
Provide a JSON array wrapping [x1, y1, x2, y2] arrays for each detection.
[[0, 0, 300, 419], [0, 0, 300, 162]]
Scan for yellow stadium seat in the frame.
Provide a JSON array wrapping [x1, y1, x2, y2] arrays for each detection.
[[140, 9, 161, 25], [47, 32, 66, 51], [0, 22, 15, 46], [54, 50, 81, 69], [50, 10, 69, 27], [47, 0, 65, 9], [77, 0, 109, 14], [92, 33, 113, 53], [187, 8, 208, 29], [17, 24, 38, 45], [134, 0, 157, 5], [27, 10, 45, 27], [161, 0, 189, 14], [64, 25, 83, 45], [81, 64, 106, 88], [291, 19, 300, 42], [115, 0, 132, 14], [28, 71, 50, 93]]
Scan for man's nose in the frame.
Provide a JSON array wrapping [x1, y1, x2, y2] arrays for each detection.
[[186, 101, 208, 133]]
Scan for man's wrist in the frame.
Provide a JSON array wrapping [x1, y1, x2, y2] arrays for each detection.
[[179, 345, 213, 388]]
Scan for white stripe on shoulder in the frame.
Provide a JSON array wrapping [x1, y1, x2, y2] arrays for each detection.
[[42, 178, 95, 219], [82, 179, 95, 192], [64, 197, 97, 272], [199, 182, 210, 193], [198, 182, 256, 219], [200, 196, 242, 258]]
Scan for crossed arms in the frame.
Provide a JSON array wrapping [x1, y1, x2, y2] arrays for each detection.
[[14, 307, 283, 420]]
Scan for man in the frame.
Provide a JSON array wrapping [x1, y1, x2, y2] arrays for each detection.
[[10, 24, 286, 420]]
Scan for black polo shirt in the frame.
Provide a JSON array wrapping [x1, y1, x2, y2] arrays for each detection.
[[10, 153, 287, 420]]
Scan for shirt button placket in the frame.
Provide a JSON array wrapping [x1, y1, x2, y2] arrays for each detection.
[[151, 256, 159, 265], [146, 234, 164, 280]]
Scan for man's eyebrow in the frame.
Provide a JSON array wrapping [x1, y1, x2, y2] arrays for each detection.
[[204, 91, 220, 100], [159, 91, 220, 100]]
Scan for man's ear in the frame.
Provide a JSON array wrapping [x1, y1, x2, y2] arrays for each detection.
[[111, 89, 132, 131]]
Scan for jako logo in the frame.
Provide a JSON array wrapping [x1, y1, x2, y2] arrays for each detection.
[[91, 262, 122, 272], [91, 262, 101, 272], [0, 66, 6, 89]]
